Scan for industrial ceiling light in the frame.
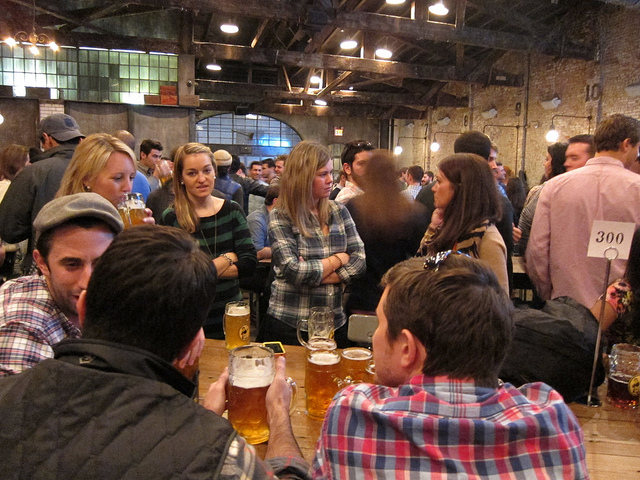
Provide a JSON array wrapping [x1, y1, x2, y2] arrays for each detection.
[[428, 1, 449, 15], [310, 75, 322, 84], [340, 39, 358, 50], [386, 0, 406, 4], [314, 99, 327, 106], [206, 63, 222, 71], [375, 48, 393, 59], [540, 96, 561, 110], [436, 116, 451, 126], [625, 82, 640, 97], [4, 0, 58, 55], [220, 23, 239, 34]]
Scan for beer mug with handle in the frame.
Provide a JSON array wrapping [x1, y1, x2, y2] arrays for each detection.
[[297, 306, 335, 347], [227, 345, 297, 444], [305, 338, 341, 420]]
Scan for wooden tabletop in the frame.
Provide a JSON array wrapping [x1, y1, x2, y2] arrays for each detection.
[[199, 339, 640, 478]]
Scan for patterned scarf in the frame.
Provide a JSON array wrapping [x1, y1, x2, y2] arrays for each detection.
[[419, 220, 489, 258]]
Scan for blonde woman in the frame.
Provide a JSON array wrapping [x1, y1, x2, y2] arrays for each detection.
[[159, 143, 257, 338], [263, 140, 366, 346], [57, 133, 153, 225]]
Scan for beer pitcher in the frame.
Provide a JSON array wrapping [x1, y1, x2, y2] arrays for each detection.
[[297, 306, 335, 347]]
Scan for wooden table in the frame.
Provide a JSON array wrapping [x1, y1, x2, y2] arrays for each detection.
[[199, 340, 640, 477]]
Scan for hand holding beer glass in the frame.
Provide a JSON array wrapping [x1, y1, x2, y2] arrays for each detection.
[[118, 193, 146, 229], [227, 345, 297, 444], [297, 306, 335, 347], [224, 301, 251, 350], [606, 343, 640, 408]]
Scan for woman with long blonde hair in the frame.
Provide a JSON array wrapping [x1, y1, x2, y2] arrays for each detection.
[[263, 140, 366, 346], [159, 142, 257, 338]]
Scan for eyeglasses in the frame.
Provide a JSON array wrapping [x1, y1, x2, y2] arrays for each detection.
[[423, 250, 471, 271]]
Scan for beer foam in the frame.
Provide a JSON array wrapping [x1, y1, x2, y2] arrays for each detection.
[[232, 365, 274, 388], [227, 305, 250, 315], [343, 349, 372, 361], [309, 351, 340, 366]]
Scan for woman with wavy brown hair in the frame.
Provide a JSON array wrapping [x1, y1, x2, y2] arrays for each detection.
[[419, 153, 508, 294], [159, 142, 256, 338]]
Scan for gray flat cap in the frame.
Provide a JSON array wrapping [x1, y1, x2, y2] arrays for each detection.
[[34, 193, 124, 241]]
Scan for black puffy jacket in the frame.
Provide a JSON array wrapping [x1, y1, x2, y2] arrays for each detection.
[[0, 339, 236, 479]]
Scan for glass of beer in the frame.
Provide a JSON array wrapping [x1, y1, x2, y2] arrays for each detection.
[[305, 338, 341, 420], [227, 345, 275, 444], [156, 159, 173, 187], [297, 306, 335, 347], [606, 343, 640, 409], [117, 193, 146, 228], [341, 347, 373, 384], [224, 301, 251, 350]]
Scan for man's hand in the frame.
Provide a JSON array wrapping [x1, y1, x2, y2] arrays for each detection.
[[203, 366, 228, 415], [142, 208, 156, 225], [513, 225, 522, 243], [266, 356, 292, 423], [0, 244, 5, 267]]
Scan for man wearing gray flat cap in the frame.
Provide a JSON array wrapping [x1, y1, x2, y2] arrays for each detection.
[[0, 193, 123, 376], [0, 113, 85, 274]]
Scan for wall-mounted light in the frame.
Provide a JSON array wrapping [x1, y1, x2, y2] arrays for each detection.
[[625, 82, 640, 97], [430, 131, 458, 153], [394, 145, 403, 155], [0, 113, 4, 125], [436, 116, 450, 126], [430, 141, 441, 152], [481, 108, 498, 119], [540, 96, 561, 110], [220, 23, 239, 34], [206, 63, 222, 71], [428, 1, 449, 15], [375, 48, 393, 59], [340, 39, 358, 50], [545, 114, 593, 143]]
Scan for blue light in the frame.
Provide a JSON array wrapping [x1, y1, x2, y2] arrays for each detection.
[[259, 135, 291, 147]]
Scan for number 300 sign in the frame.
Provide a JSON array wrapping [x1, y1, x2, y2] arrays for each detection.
[[587, 221, 636, 260]]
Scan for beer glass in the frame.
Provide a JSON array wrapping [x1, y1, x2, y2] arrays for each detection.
[[606, 343, 640, 409], [224, 301, 251, 350], [227, 345, 297, 444], [305, 338, 341, 420], [117, 193, 146, 228], [156, 159, 173, 187], [297, 306, 335, 347], [340, 347, 373, 384]]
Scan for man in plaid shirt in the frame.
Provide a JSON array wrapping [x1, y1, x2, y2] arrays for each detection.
[[312, 254, 588, 479], [0, 193, 123, 376]]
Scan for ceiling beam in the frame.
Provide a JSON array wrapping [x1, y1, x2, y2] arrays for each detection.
[[194, 42, 457, 82], [130, 0, 593, 59]]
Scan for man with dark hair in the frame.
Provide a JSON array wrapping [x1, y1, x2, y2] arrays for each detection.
[[527, 114, 640, 306], [229, 156, 268, 215], [0, 225, 310, 479], [0, 114, 85, 274], [271, 154, 287, 186], [335, 139, 374, 204], [262, 158, 277, 184], [138, 139, 163, 191], [213, 149, 244, 209], [0, 193, 123, 376], [249, 161, 265, 182], [329, 170, 347, 200], [422, 170, 434, 185], [564, 134, 596, 172], [312, 254, 587, 479], [453, 130, 492, 160], [247, 185, 280, 260], [402, 165, 424, 200]]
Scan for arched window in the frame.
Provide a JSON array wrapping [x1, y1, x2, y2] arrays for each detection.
[[196, 113, 302, 162]]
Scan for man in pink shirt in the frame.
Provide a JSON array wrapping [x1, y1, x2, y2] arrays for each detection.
[[526, 114, 640, 307]]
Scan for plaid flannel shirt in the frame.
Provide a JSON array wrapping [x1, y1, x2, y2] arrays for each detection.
[[267, 201, 365, 329], [0, 275, 81, 376], [312, 375, 588, 479]]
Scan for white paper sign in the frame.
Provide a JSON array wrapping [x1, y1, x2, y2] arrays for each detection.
[[587, 221, 636, 260]]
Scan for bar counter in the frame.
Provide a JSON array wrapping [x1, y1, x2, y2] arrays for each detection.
[[198, 339, 640, 478]]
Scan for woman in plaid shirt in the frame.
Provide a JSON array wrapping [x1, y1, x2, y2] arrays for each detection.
[[262, 141, 365, 346]]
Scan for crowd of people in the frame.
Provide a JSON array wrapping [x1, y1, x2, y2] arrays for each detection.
[[0, 110, 639, 478]]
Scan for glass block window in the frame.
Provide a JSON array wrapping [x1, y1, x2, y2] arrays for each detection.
[[0, 44, 178, 104], [196, 113, 302, 148]]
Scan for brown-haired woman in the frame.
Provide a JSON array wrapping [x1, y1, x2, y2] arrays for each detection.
[[159, 142, 257, 338], [420, 153, 509, 295]]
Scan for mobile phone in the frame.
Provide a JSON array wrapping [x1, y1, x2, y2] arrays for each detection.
[[263, 341, 286, 357]]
